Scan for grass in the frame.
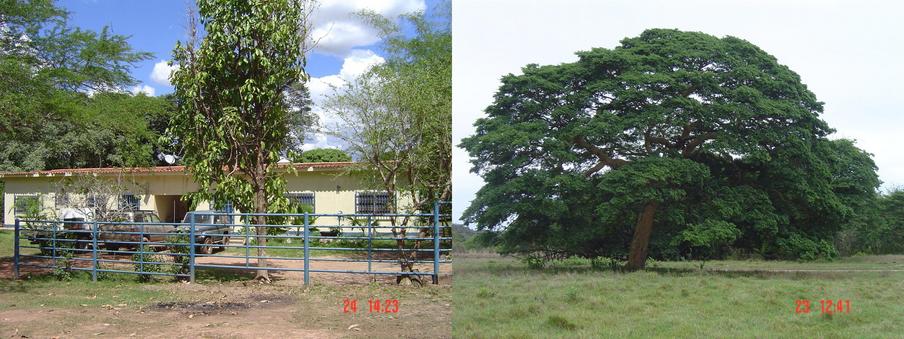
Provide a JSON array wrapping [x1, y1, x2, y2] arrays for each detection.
[[453, 253, 904, 338], [0, 231, 14, 257], [0, 273, 173, 310], [0, 230, 41, 259]]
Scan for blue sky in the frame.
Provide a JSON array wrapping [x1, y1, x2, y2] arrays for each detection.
[[59, 0, 444, 150], [59, 0, 444, 96]]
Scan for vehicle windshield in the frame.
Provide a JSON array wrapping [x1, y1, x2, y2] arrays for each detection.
[[136, 213, 160, 223], [183, 214, 217, 224]]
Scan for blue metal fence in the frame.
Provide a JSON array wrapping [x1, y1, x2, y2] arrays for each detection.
[[13, 201, 452, 285]]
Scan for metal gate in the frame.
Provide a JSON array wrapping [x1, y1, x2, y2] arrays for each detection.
[[13, 201, 452, 284]]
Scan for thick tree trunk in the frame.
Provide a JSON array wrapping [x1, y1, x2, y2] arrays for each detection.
[[625, 201, 658, 271], [253, 185, 269, 282]]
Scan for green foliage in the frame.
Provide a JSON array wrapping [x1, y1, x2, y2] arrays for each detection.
[[523, 254, 546, 270], [167, 233, 190, 276], [328, 8, 451, 211], [1, 0, 164, 171], [461, 29, 880, 262], [51, 249, 74, 281], [170, 0, 307, 217], [775, 233, 837, 261], [294, 148, 351, 163], [674, 220, 741, 260], [283, 82, 318, 157], [132, 244, 165, 282], [838, 189, 904, 255], [876, 190, 904, 252], [590, 256, 622, 271]]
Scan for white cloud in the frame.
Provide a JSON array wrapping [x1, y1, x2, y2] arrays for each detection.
[[304, 49, 386, 151], [338, 49, 385, 80], [307, 49, 384, 104], [150, 60, 179, 86], [302, 132, 343, 151], [308, 49, 384, 105], [129, 84, 156, 96], [311, 0, 425, 56]]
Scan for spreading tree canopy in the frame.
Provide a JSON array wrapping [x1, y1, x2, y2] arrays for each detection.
[[461, 29, 879, 269], [294, 148, 351, 163]]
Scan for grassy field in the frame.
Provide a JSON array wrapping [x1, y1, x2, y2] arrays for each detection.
[[453, 253, 904, 338]]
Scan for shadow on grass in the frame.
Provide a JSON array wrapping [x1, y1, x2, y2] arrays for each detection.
[[459, 257, 894, 281], [194, 267, 258, 282], [645, 266, 900, 280]]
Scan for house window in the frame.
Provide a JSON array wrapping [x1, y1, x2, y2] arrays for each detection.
[[286, 192, 315, 211], [14, 195, 41, 217], [55, 193, 70, 208], [355, 191, 391, 214], [119, 194, 140, 210]]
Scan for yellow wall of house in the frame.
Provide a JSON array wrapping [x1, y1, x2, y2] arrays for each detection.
[[2, 169, 416, 228]]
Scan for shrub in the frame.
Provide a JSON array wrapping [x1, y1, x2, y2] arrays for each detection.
[[776, 234, 837, 261], [132, 244, 168, 282], [524, 254, 546, 269]]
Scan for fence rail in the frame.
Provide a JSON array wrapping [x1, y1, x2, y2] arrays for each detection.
[[13, 201, 452, 285]]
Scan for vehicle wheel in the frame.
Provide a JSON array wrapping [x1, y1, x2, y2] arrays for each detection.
[[197, 237, 213, 255], [215, 235, 229, 253]]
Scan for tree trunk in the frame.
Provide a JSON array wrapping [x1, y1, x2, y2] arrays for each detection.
[[625, 201, 658, 271], [253, 185, 269, 282]]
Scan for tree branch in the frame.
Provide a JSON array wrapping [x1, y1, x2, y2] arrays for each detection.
[[573, 135, 627, 176]]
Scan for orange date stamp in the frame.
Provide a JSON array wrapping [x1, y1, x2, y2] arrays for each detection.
[[795, 299, 851, 314]]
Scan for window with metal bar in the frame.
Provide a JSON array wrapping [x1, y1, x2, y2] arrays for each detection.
[[286, 192, 315, 211], [355, 191, 391, 214], [14, 194, 40, 217], [119, 194, 140, 210]]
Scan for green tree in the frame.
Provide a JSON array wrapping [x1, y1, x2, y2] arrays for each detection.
[[294, 148, 351, 163], [1, 0, 162, 171], [283, 81, 318, 157], [325, 8, 451, 282], [170, 0, 312, 282], [462, 29, 879, 269], [875, 189, 904, 253]]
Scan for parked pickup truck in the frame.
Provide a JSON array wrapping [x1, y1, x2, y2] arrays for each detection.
[[99, 210, 176, 250], [24, 208, 93, 253], [177, 212, 232, 254]]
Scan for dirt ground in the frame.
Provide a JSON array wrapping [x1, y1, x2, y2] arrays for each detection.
[[0, 253, 452, 338]]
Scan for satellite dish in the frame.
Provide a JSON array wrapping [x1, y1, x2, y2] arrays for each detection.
[[164, 154, 176, 165]]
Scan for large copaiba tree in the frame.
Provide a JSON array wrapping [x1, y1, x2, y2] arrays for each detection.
[[170, 0, 312, 281], [461, 29, 880, 269]]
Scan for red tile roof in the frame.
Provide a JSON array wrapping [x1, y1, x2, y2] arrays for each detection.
[[0, 162, 359, 178]]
